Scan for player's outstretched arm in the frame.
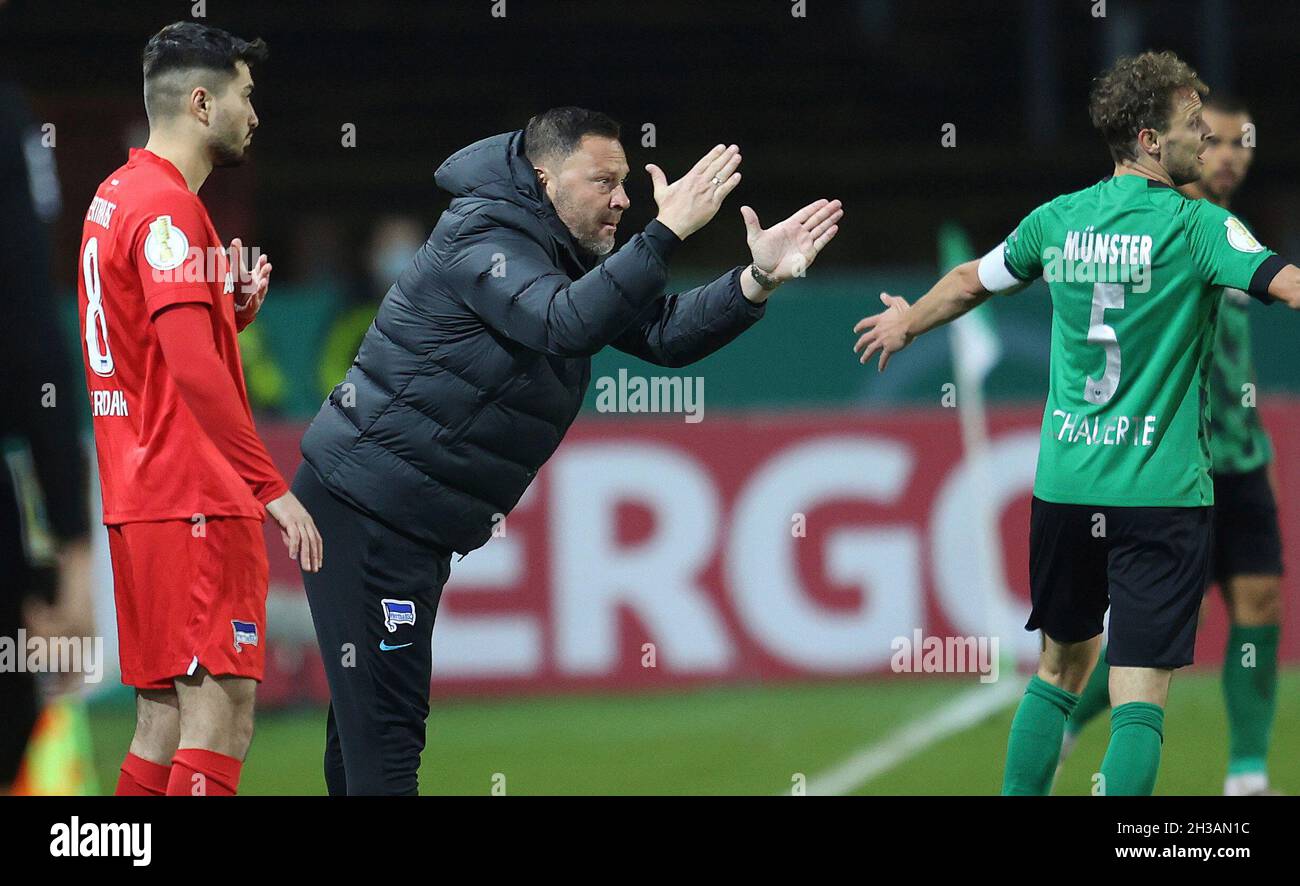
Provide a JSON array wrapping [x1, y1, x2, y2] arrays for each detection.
[[852, 258, 992, 371]]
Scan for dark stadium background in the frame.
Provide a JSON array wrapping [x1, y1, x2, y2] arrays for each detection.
[[10, 0, 1300, 414], [3, 0, 1299, 795], [9, 0, 1300, 284]]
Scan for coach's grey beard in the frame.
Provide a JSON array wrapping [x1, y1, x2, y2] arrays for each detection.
[[552, 187, 617, 256]]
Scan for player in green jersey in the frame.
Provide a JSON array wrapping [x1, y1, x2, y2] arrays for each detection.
[[852, 51, 1300, 796], [1061, 95, 1284, 795]]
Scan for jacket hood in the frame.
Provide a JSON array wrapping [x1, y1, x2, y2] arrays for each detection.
[[435, 130, 542, 207], [435, 129, 588, 270]]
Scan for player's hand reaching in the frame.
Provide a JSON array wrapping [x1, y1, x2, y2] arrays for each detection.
[[266, 490, 323, 573], [853, 292, 914, 371], [742, 198, 843, 286], [229, 237, 272, 329], [647, 144, 742, 240]]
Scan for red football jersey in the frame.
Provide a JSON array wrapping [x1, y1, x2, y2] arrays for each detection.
[[77, 148, 271, 524]]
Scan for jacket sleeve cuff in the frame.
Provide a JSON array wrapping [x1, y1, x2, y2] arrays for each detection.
[[642, 220, 682, 264], [733, 266, 768, 318]]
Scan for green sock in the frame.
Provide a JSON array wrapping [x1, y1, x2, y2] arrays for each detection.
[[1001, 675, 1080, 795], [1099, 702, 1164, 795], [1066, 645, 1111, 738], [1222, 624, 1279, 777]]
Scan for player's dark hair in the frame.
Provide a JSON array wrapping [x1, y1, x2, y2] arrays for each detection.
[[524, 107, 621, 167], [142, 22, 268, 121], [1202, 93, 1250, 117], [1088, 50, 1207, 163]]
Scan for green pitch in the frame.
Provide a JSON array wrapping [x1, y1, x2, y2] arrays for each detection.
[[85, 670, 1300, 795]]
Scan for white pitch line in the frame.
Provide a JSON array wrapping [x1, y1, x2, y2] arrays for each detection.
[[800, 676, 1026, 796]]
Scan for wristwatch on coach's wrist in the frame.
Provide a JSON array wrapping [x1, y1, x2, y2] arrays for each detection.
[[748, 263, 780, 290]]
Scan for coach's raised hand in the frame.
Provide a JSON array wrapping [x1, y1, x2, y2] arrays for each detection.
[[739, 198, 843, 302], [646, 144, 742, 240], [266, 490, 323, 573]]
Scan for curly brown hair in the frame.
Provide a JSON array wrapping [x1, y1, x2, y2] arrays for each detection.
[[1088, 51, 1207, 162]]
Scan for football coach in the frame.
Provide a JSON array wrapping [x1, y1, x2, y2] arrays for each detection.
[[292, 107, 843, 794]]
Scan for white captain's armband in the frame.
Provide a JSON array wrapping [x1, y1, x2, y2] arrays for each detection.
[[977, 241, 1028, 294]]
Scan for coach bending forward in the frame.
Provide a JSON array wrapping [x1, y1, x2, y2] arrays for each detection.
[[293, 107, 842, 794]]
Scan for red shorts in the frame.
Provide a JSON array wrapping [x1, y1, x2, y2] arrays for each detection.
[[108, 517, 269, 690]]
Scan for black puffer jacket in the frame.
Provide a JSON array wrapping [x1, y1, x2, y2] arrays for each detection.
[[301, 130, 765, 553]]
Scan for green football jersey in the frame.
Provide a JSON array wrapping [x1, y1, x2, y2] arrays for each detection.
[[1208, 283, 1273, 474], [1001, 174, 1280, 507]]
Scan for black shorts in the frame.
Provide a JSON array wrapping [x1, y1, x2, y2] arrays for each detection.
[[1209, 465, 1283, 588], [1027, 497, 1212, 669]]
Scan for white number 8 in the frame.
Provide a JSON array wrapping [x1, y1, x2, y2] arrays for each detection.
[[83, 237, 115, 377]]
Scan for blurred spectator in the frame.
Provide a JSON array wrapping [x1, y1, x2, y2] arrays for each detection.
[[318, 215, 426, 398], [0, 67, 93, 791]]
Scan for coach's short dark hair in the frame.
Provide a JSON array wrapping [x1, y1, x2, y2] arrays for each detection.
[[1089, 50, 1207, 162], [142, 22, 268, 122], [524, 107, 621, 166]]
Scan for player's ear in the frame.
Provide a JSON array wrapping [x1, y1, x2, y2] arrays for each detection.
[[1136, 127, 1160, 158], [190, 87, 211, 124]]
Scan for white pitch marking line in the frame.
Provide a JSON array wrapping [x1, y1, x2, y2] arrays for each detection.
[[799, 676, 1026, 796]]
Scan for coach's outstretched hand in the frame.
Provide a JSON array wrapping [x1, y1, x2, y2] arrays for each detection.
[[647, 144, 742, 240], [852, 292, 913, 371], [742, 198, 843, 287], [267, 490, 324, 573]]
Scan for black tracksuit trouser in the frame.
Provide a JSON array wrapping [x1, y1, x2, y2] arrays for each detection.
[[292, 462, 451, 796]]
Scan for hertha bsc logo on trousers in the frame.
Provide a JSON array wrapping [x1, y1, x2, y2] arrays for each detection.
[[381, 599, 416, 633], [231, 620, 259, 653]]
